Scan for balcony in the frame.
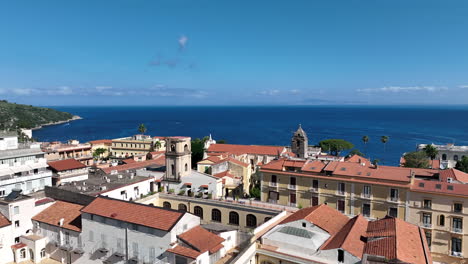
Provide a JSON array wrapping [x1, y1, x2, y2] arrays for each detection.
[[288, 202, 297, 207], [287, 184, 297, 190], [421, 223, 432, 229], [269, 182, 278, 187], [361, 193, 371, 199], [452, 227, 463, 234], [451, 251, 463, 258], [336, 190, 346, 196], [310, 187, 319, 193], [388, 197, 399, 203]]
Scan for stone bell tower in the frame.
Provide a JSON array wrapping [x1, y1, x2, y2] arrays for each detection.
[[165, 136, 192, 181], [291, 124, 308, 159]]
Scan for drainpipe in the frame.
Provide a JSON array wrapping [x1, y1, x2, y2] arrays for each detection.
[[125, 227, 129, 261]]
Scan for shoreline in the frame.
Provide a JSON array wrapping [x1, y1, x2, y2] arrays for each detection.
[[31, 115, 83, 130]]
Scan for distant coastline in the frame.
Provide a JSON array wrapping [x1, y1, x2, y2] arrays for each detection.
[[31, 115, 83, 130]]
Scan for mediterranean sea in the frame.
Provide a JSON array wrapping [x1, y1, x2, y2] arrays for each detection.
[[32, 106, 468, 166]]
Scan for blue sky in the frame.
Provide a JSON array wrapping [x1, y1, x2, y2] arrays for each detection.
[[1, 0, 468, 106]]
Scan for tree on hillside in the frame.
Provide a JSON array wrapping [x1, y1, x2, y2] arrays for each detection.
[[319, 139, 354, 156], [347, 149, 364, 157], [138, 123, 147, 134], [402, 151, 430, 168], [191, 136, 210, 168], [362, 135, 369, 155], [93, 148, 107, 160], [455, 156, 468, 173]]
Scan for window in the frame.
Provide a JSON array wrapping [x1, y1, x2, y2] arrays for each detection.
[[302, 222, 306, 228], [363, 204, 371, 217], [212, 209, 221, 222], [0, 190, 5, 196], [121, 190, 127, 200], [363, 185, 371, 198], [15, 220, 20, 227], [423, 199, 432, 209], [442, 154, 447, 160], [149, 247, 156, 262], [65, 232, 70, 245], [289, 193, 296, 206], [89, 230, 94, 242], [185, 163, 188, 171], [312, 179, 318, 190], [268, 191, 279, 203], [134, 187, 139, 196], [171, 165, 175, 176], [454, 155, 459, 161], [246, 214, 257, 228], [163, 202, 171, 209], [20, 248, 26, 258], [194, 206, 203, 219], [132, 242, 139, 258], [289, 177, 296, 189], [422, 213, 432, 227], [271, 175, 277, 186], [389, 207, 398, 218], [13, 206, 19, 215], [178, 204, 187, 212], [338, 249, 344, 263], [425, 231, 432, 247], [311, 195, 319, 206], [338, 183, 345, 195], [454, 203, 463, 213], [453, 218, 463, 232], [337, 200, 345, 213], [229, 212, 239, 225], [451, 237, 462, 256], [40, 248, 46, 258], [390, 188, 399, 202], [15, 237, 20, 243], [439, 215, 445, 226]]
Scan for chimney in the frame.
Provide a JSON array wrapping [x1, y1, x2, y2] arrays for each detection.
[[59, 218, 64, 227]]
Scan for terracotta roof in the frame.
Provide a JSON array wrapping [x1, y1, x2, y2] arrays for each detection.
[[262, 158, 306, 171], [101, 159, 164, 174], [280, 204, 349, 235], [0, 212, 11, 228], [364, 217, 431, 264], [167, 245, 202, 259], [213, 171, 235, 178], [321, 215, 368, 258], [48, 159, 87, 172], [345, 154, 372, 166], [122, 158, 136, 164], [207, 144, 285, 156], [411, 179, 468, 197], [32, 201, 83, 232], [178, 226, 225, 254], [224, 157, 249, 167], [35, 197, 55, 206], [11, 243, 27, 250], [440, 168, 468, 183], [89, 139, 112, 145], [81, 197, 184, 231], [302, 160, 327, 173], [198, 156, 222, 164], [400, 157, 440, 169]]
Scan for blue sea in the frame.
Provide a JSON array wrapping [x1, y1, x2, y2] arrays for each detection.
[[33, 106, 468, 166]]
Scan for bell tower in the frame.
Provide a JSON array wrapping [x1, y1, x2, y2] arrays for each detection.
[[291, 124, 308, 159], [165, 136, 192, 181]]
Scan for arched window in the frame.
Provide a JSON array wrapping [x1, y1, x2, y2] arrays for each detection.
[[20, 248, 26, 258], [40, 248, 46, 258], [184, 144, 189, 152], [246, 214, 257, 228], [163, 202, 171, 209], [185, 163, 188, 171], [454, 155, 459, 161], [442, 154, 447, 160], [178, 204, 187, 212], [211, 209, 221, 222], [439, 214, 445, 226], [229, 212, 239, 225], [171, 144, 176, 152], [171, 165, 175, 176], [194, 206, 203, 219]]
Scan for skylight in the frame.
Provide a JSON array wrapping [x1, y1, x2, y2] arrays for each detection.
[[278, 226, 313, 239]]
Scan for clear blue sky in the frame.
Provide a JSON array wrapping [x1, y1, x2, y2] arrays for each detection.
[[1, 0, 468, 106]]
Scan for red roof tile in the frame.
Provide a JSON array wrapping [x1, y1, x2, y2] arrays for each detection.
[[280, 204, 349, 235], [167, 245, 202, 259], [32, 201, 83, 232], [440, 168, 468, 183], [81, 197, 184, 231], [207, 144, 285, 156], [411, 179, 468, 197], [48, 159, 87, 172], [345, 154, 372, 166], [11, 243, 26, 250], [89, 139, 112, 145], [101, 159, 164, 174], [213, 171, 234, 178], [178, 226, 225, 254], [122, 158, 136, 164], [0, 212, 10, 228]]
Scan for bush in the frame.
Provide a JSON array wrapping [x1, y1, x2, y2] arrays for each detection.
[[207, 193, 212, 199], [168, 189, 175, 194], [158, 187, 164, 192], [250, 187, 261, 199], [178, 190, 185, 195], [188, 191, 194, 197]]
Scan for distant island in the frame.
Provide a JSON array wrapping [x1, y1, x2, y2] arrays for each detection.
[[0, 100, 81, 131]]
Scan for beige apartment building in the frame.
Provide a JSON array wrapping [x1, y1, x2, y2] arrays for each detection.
[[111, 134, 166, 158], [260, 156, 468, 263]]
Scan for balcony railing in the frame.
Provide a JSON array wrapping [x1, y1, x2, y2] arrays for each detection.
[[422, 223, 432, 228], [288, 184, 297, 190], [389, 197, 399, 202], [269, 182, 277, 187], [361, 193, 371, 199], [337, 190, 345, 196], [288, 202, 297, 207], [451, 251, 463, 258], [310, 187, 318, 192], [452, 227, 463, 234]]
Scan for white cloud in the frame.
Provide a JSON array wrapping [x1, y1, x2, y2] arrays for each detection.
[[289, 89, 301, 95], [458, 85, 468, 89], [357, 86, 448, 93], [178, 35, 188, 50], [258, 89, 280, 96]]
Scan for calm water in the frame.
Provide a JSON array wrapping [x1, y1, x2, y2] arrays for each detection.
[[33, 106, 468, 166]]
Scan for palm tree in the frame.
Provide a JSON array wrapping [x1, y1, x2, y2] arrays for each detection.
[[154, 140, 162, 150], [138, 123, 147, 134], [423, 144, 439, 168], [362, 135, 369, 156], [381, 136, 389, 152]]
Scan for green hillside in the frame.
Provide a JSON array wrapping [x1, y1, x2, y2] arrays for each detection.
[[0, 100, 75, 130]]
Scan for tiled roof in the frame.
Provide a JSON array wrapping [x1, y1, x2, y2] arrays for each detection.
[[207, 144, 285, 156], [280, 204, 349, 235], [0, 212, 11, 228], [321, 215, 368, 258], [88, 139, 112, 145], [178, 226, 225, 254], [11, 243, 27, 250], [364, 217, 431, 264], [122, 158, 136, 164], [345, 154, 372, 166], [48, 159, 87, 172], [213, 171, 234, 178], [411, 179, 468, 197], [167, 245, 202, 259], [32, 201, 83, 232], [301, 160, 327, 173], [224, 157, 249, 167], [400, 157, 441, 169], [198, 156, 222, 164], [81, 197, 184, 231], [101, 159, 165, 174], [440, 168, 468, 183]]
